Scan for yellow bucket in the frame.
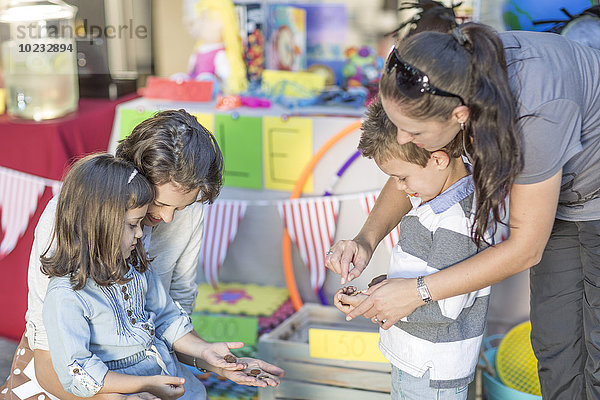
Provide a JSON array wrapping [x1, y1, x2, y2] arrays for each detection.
[[496, 321, 541, 396]]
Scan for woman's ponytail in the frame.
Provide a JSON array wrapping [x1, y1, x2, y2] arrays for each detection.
[[460, 23, 523, 246]]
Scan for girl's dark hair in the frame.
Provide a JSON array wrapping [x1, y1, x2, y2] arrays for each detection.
[[41, 153, 154, 289], [116, 109, 224, 203], [379, 22, 523, 246]]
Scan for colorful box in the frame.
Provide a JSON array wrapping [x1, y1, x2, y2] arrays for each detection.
[[266, 5, 306, 71], [235, 2, 266, 84]]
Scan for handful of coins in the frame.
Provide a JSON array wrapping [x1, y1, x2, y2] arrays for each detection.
[[224, 354, 237, 363], [339, 285, 363, 296], [337, 274, 388, 308], [224, 355, 275, 380], [339, 274, 387, 297]]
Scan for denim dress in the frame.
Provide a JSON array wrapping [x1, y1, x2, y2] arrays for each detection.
[[43, 265, 206, 399]]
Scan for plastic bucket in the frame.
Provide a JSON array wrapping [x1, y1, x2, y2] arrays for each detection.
[[482, 348, 542, 400]]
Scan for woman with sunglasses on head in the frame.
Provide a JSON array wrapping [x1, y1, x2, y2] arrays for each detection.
[[326, 22, 600, 400]]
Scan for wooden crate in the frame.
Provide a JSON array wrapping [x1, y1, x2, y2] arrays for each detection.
[[258, 304, 391, 400]]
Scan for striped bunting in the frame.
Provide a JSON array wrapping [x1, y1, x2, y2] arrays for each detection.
[[0, 167, 55, 259], [200, 200, 247, 288], [359, 191, 400, 253], [278, 197, 340, 292]]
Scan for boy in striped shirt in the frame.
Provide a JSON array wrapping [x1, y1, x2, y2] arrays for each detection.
[[337, 97, 491, 399]]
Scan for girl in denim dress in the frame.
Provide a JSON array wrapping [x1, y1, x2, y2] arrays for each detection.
[[41, 154, 282, 399]]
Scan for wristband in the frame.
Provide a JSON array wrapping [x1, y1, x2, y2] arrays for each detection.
[[416, 276, 432, 304]]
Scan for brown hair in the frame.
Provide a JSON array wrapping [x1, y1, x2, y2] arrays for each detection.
[[359, 95, 463, 166], [41, 153, 154, 289], [116, 109, 224, 203], [379, 23, 522, 246]]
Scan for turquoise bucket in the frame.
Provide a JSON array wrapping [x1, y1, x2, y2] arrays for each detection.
[[482, 348, 542, 400]]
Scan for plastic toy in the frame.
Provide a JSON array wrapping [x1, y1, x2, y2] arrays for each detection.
[[342, 46, 384, 89], [178, 0, 247, 95], [215, 94, 242, 110]]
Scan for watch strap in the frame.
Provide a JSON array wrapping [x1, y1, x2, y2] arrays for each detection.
[[417, 276, 432, 304]]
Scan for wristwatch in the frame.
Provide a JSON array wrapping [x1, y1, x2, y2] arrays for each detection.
[[416, 276, 432, 304]]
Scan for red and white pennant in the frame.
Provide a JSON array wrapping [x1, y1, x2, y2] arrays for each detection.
[[278, 197, 340, 292], [0, 167, 60, 260], [360, 191, 400, 253], [200, 200, 247, 288]]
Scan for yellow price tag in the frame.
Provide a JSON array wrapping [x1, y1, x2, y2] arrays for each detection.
[[309, 328, 387, 363]]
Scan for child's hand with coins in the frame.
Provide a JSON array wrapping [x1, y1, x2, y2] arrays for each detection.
[[334, 274, 387, 316], [218, 355, 284, 387]]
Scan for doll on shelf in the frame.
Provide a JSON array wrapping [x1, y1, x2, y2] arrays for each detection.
[[180, 0, 247, 95]]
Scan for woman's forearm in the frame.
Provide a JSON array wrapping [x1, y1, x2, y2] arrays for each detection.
[[426, 174, 561, 301], [346, 172, 561, 329], [355, 177, 412, 250], [425, 235, 542, 301]]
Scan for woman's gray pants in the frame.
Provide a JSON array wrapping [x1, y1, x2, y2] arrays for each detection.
[[530, 218, 600, 400]]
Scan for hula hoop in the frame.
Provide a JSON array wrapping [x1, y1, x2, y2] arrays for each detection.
[[315, 149, 362, 304], [282, 120, 362, 311]]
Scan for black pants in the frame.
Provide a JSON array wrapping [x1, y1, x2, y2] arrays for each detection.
[[530, 218, 600, 400]]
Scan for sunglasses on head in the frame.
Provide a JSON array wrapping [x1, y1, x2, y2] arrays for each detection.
[[386, 48, 466, 106]]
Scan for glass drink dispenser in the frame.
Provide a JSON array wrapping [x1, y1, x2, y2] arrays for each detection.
[[0, 0, 78, 120]]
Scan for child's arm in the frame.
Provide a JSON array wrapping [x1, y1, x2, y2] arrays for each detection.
[[43, 282, 109, 397], [43, 282, 183, 399], [99, 372, 184, 399], [33, 348, 162, 400], [143, 266, 284, 387], [161, 203, 205, 313]]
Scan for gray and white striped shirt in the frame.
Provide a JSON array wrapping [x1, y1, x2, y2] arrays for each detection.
[[379, 175, 490, 389]]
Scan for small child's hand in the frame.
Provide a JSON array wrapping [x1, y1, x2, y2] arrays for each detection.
[[145, 375, 185, 400], [334, 286, 369, 315], [219, 357, 284, 387]]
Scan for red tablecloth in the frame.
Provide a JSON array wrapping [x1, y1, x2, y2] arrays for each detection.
[[0, 94, 137, 340]]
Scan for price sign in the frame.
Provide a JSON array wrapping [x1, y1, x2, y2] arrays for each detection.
[[309, 328, 387, 363], [191, 314, 258, 346]]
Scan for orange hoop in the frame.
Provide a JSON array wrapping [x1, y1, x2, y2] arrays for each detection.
[[282, 119, 362, 311]]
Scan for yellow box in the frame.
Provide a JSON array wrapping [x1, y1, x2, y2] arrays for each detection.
[[261, 69, 325, 98]]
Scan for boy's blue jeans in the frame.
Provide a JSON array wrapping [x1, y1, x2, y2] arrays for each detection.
[[391, 366, 468, 400]]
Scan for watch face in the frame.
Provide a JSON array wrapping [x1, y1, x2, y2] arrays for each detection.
[[417, 276, 431, 302]]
